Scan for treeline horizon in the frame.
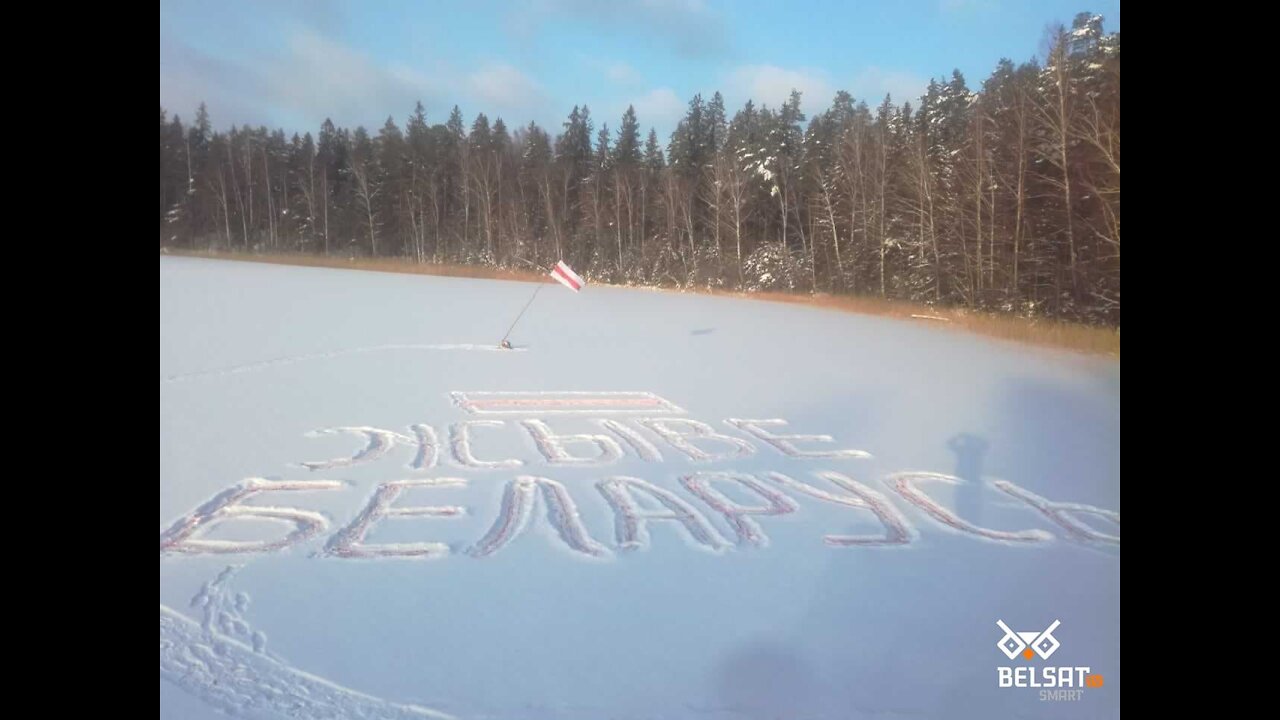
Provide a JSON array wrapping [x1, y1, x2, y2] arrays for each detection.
[[160, 13, 1118, 325]]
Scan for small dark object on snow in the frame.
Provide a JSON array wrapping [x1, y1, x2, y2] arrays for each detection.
[[499, 340, 512, 350]]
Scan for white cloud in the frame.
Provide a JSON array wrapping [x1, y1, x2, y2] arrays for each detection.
[[939, 0, 999, 13], [728, 65, 834, 111], [848, 67, 929, 107], [514, 0, 728, 57], [161, 28, 558, 132], [469, 64, 546, 112], [628, 87, 684, 135], [606, 62, 643, 85], [161, 29, 454, 131], [719, 63, 929, 117], [263, 32, 441, 127]]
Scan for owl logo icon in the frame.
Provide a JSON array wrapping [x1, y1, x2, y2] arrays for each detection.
[[997, 619, 1061, 660]]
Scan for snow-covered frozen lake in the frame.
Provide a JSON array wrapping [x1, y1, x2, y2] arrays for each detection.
[[160, 255, 1120, 720]]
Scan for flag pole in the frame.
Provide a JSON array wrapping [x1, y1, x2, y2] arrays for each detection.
[[500, 282, 544, 346]]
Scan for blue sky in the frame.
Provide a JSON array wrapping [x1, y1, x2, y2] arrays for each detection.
[[160, 0, 1120, 141]]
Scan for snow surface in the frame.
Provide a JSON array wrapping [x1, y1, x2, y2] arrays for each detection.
[[160, 255, 1120, 720]]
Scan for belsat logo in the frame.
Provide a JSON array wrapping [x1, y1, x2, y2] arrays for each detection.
[[998, 619, 1061, 660], [996, 620, 1105, 702]]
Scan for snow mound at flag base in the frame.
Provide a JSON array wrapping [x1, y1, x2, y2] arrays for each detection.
[[162, 344, 527, 384]]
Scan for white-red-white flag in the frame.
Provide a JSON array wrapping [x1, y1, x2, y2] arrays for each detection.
[[550, 260, 585, 292]]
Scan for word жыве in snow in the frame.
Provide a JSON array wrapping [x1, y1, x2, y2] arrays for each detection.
[[159, 417, 1119, 560]]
